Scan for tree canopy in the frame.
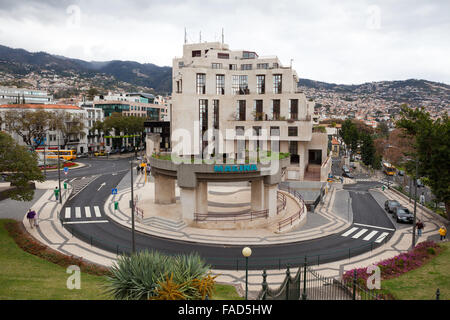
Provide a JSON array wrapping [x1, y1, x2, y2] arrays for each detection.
[[0, 132, 44, 201]]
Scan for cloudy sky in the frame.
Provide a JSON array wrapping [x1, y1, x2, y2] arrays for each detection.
[[0, 0, 449, 84]]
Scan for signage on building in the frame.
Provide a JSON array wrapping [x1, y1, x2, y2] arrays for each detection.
[[214, 164, 258, 173]]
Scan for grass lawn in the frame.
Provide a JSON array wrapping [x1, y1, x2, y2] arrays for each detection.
[[381, 242, 450, 300], [0, 219, 242, 300]]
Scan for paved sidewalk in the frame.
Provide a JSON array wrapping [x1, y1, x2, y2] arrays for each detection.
[[19, 174, 448, 297]]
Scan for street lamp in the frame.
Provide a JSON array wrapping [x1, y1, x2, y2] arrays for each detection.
[[130, 160, 136, 253], [242, 246, 252, 300]]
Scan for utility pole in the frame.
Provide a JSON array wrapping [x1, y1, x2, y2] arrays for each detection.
[[57, 138, 62, 204], [412, 159, 418, 248], [130, 160, 136, 253]]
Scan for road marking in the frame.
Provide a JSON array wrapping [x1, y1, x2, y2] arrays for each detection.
[[64, 207, 71, 219], [375, 232, 389, 243], [354, 223, 395, 232], [84, 206, 91, 218], [94, 206, 101, 217], [75, 207, 81, 218], [63, 220, 109, 225], [97, 182, 106, 191], [363, 230, 379, 241], [69, 178, 76, 182], [341, 227, 358, 237], [352, 228, 368, 239]]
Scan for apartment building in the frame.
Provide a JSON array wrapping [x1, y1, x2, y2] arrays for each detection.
[[171, 42, 331, 181], [80, 102, 105, 154], [0, 86, 53, 104]]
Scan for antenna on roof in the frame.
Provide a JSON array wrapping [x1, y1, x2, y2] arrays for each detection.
[[184, 27, 187, 44], [199, 31, 201, 43], [221, 28, 224, 45]]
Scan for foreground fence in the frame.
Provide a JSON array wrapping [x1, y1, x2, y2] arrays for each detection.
[[257, 261, 383, 300]]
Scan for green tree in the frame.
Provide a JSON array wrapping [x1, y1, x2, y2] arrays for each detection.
[[396, 107, 450, 219], [52, 111, 86, 149], [0, 132, 45, 201], [340, 119, 359, 154], [360, 133, 376, 167]]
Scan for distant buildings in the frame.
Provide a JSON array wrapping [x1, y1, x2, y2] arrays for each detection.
[[0, 86, 53, 104]]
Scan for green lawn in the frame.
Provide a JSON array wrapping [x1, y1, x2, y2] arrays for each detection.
[[381, 242, 450, 300], [0, 219, 242, 300]]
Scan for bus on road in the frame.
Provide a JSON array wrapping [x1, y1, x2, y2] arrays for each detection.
[[382, 161, 396, 176], [35, 148, 77, 161]]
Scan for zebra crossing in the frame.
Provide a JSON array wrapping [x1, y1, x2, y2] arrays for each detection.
[[340, 224, 394, 243], [62, 205, 108, 224], [67, 175, 100, 201]]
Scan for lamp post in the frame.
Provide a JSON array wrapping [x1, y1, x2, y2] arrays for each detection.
[[242, 246, 252, 300], [412, 159, 418, 248], [57, 138, 62, 204], [130, 160, 136, 253]]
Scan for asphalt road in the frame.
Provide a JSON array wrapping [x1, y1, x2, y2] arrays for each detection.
[[60, 160, 396, 270]]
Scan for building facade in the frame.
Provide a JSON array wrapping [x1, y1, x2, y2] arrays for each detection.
[[0, 86, 53, 105], [171, 42, 331, 181]]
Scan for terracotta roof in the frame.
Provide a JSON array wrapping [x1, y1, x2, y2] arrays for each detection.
[[0, 104, 81, 110]]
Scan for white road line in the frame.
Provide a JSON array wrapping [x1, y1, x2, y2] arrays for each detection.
[[94, 206, 101, 217], [375, 232, 389, 243], [63, 220, 109, 225], [75, 207, 81, 218], [341, 227, 358, 237], [69, 178, 76, 182], [354, 223, 395, 232], [352, 228, 368, 239], [363, 230, 379, 241], [64, 207, 71, 219], [84, 206, 91, 218]]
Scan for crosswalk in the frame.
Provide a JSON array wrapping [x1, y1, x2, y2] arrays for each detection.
[[63, 205, 106, 223], [341, 225, 393, 243], [67, 175, 100, 201]]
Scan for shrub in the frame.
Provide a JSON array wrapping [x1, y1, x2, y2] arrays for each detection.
[[105, 250, 216, 300]]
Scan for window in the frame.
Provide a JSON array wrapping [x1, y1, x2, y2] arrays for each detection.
[[192, 50, 201, 57], [178, 61, 184, 68], [242, 51, 258, 59], [272, 99, 280, 120], [273, 62, 279, 68], [229, 64, 237, 70], [236, 126, 245, 136], [270, 126, 280, 136], [236, 100, 246, 121], [257, 63, 269, 69], [196, 73, 206, 94], [241, 64, 252, 70], [253, 100, 263, 121], [253, 126, 261, 136], [216, 75, 225, 95], [273, 74, 282, 94], [199, 99, 208, 151], [213, 100, 219, 129], [256, 75, 265, 94], [212, 63, 222, 69], [289, 99, 298, 120], [288, 126, 298, 136], [218, 53, 229, 59], [232, 75, 249, 95], [176, 79, 182, 93]]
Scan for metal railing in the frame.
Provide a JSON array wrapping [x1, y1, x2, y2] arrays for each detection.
[[277, 185, 305, 232], [277, 192, 287, 214], [194, 209, 268, 223], [257, 263, 385, 300]]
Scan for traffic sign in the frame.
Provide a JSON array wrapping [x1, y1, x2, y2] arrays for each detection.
[[63, 167, 68, 175], [112, 188, 118, 195]]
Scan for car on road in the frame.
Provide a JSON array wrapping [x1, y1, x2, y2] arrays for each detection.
[[94, 151, 106, 156], [342, 171, 354, 179], [384, 200, 402, 213], [416, 179, 424, 188], [393, 206, 414, 223], [398, 170, 404, 176]]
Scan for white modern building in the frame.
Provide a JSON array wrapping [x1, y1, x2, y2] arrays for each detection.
[[0, 86, 53, 104], [79, 102, 105, 154]]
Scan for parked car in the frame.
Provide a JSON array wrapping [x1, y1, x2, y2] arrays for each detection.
[[416, 179, 424, 188], [120, 147, 126, 153], [94, 150, 105, 156], [398, 170, 404, 176], [384, 200, 402, 213], [342, 171, 354, 179], [393, 206, 414, 223], [109, 148, 119, 155], [77, 153, 88, 158]]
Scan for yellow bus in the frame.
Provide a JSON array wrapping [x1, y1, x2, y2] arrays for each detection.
[[382, 161, 396, 176], [35, 149, 77, 161]]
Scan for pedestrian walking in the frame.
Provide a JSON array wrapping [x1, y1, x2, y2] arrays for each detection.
[[33, 210, 39, 227], [26, 209, 36, 229], [439, 226, 447, 241], [54, 186, 60, 201], [416, 219, 424, 237], [420, 193, 425, 205], [136, 165, 140, 175]]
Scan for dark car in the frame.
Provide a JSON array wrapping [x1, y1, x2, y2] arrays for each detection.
[[398, 170, 404, 176], [384, 200, 402, 213], [120, 147, 126, 153], [416, 179, 424, 188], [393, 207, 414, 223], [342, 171, 354, 179]]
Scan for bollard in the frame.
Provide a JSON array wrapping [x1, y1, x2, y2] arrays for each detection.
[[436, 288, 440, 300], [261, 269, 268, 300]]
